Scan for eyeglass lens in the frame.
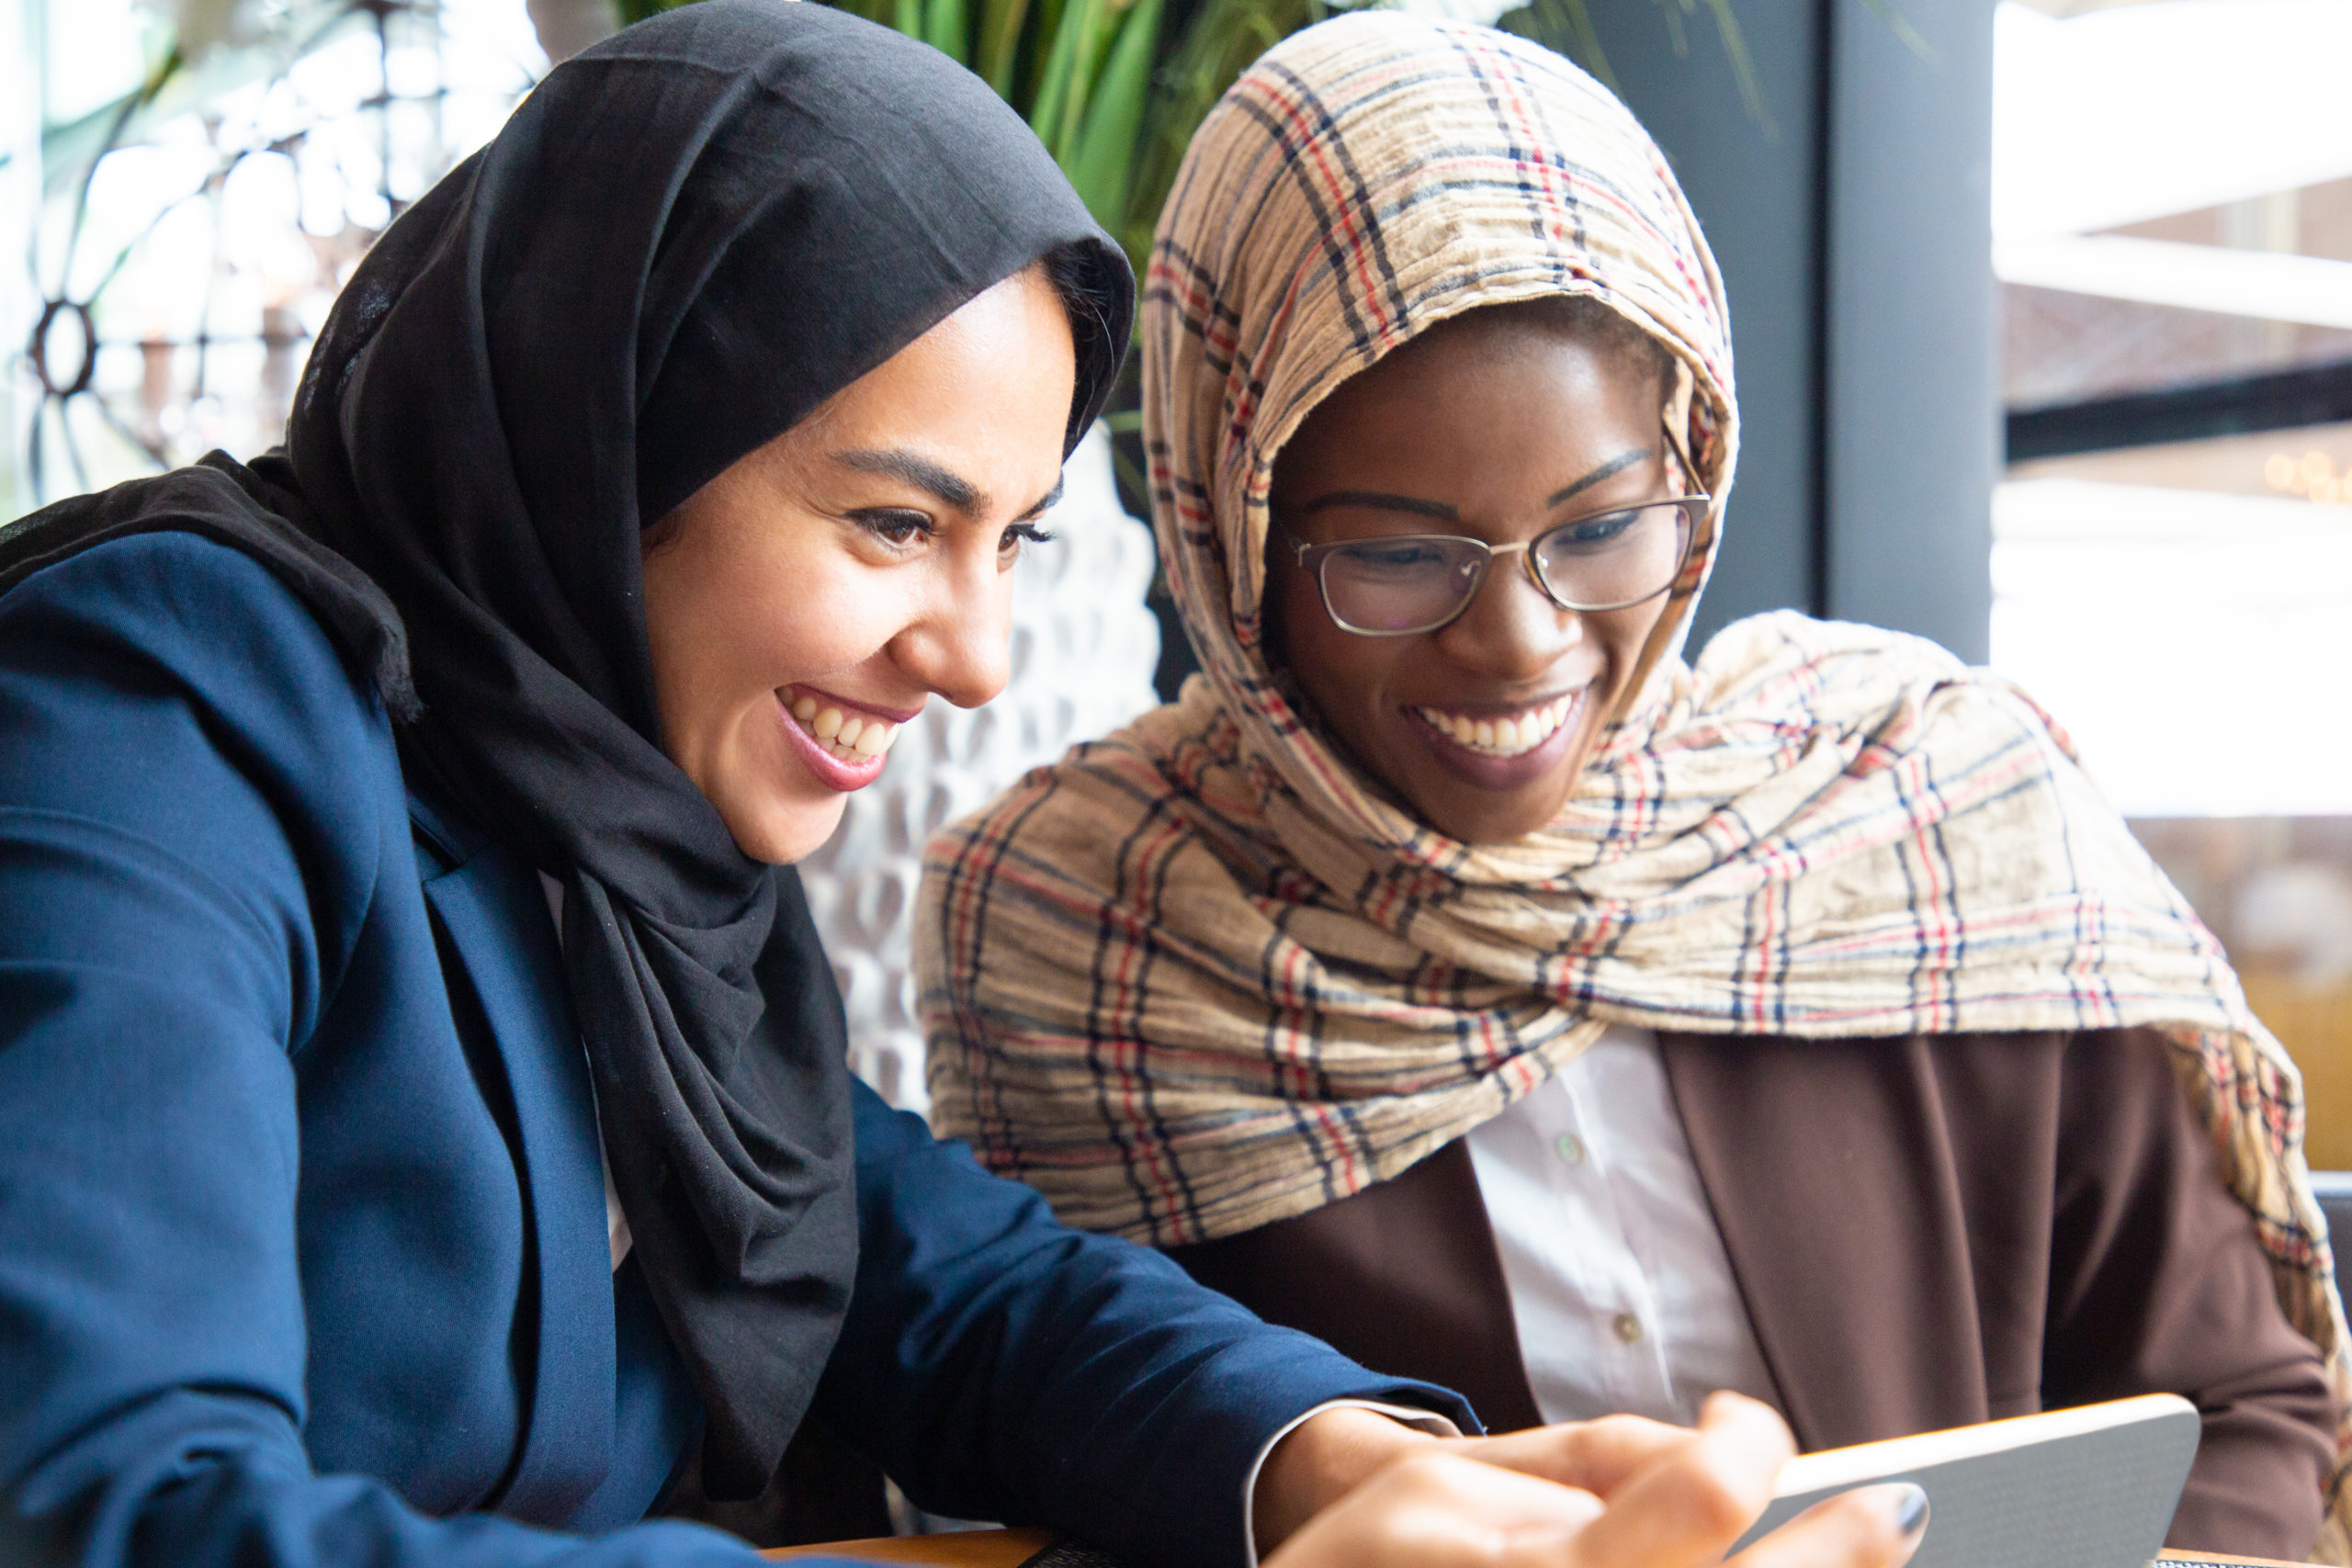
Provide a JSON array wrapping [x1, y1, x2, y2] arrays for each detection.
[[1317, 502, 1692, 635]]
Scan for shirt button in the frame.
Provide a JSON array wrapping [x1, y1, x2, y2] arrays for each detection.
[[1612, 1313, 1645, 1344], [1553, 1134, 1587, 1165]]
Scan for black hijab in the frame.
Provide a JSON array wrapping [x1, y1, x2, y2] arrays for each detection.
[[0, 0, 1130, 1500]]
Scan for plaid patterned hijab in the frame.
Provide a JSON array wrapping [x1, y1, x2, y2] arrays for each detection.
[[916, 14, 2349, 1537]]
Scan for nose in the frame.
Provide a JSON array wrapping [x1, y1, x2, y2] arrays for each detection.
[[1434, 548, 1582, 681], [894, 540, 1014, 709]]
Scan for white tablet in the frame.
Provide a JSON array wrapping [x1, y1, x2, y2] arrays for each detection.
[[1729, 1394, 2201, 1568]]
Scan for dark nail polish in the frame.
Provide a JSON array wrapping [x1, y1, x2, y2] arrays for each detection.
[[1894, 1484, 1930, 1538]]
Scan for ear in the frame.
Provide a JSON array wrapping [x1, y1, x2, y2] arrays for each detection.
[[642, 508, 687, 557], [1260, 548, 1292, 672], [1661, 358, 1700, 490]]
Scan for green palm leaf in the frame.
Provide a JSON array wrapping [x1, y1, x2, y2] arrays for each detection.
[[975, 0, 1034, 96], [1024, 0, 1088, 151], [1040, 0, 1126, 164], [924, 0, 971, 63], [1121, 0, 1317, 263], [1064, 0, 1163, 231]]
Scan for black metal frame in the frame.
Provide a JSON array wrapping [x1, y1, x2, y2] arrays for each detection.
[[17, 0, 506, 506], [2006, 356, 2352, 465]]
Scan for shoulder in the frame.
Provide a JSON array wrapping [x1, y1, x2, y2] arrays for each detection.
[[3, 524, 365, 690], [0, 528, 393, 784], [0, 529, 408, 1004], [1682, 611, 1966, 715], [1685, 610, 2063, 733]]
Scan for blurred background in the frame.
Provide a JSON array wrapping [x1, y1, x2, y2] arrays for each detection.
[[1989, 0, 2352, 1164], [2, 0, 2346, 1157]]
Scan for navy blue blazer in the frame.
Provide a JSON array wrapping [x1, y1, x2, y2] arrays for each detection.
[[0, 534, 1470, 1568]]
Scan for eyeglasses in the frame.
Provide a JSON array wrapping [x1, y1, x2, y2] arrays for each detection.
[[1274, 495, 1706, 637]]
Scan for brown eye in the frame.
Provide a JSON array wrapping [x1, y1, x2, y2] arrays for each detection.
[[854, 510, 933, 547], [1000, 521, 1056, 557]]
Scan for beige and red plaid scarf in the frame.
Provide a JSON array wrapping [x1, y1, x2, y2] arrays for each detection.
[[914, 13, 2349, 1543]]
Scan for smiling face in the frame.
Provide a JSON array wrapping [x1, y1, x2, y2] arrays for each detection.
[[1267, 300, 1684, 845], [641, 265, 1076, 863]]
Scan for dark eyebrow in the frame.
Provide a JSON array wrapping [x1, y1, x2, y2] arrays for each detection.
[[1295, 490, 1461, 522], [833, 447, 982, 512], [1294, 447, 1655, 525], [1547, 448, 1649, 509], [1019, 475, 1066, 519]]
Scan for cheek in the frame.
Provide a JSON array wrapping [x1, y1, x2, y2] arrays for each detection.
[[1273, 578, 1355, 711], [647, 534, 912, 781], [705, 555, 899, 699], [1277, 591, 1414, 764], [1597, 599, 1673, 694]]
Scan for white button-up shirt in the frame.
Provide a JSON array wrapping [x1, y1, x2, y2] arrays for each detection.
[[1465, 1024, 1780, 1427]]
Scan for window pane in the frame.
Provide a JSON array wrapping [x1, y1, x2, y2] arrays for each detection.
[[13, 0, 544, 506], [1993, 0, 2352, 1162]]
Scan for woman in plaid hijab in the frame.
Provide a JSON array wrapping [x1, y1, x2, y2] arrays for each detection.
[[918, 13, 2348, 1556]]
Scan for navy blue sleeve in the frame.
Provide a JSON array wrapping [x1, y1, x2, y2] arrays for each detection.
[[0, 532, 1469, 1568], [816, 1083, 1476, 1568], [0, 536, 758, 1568]]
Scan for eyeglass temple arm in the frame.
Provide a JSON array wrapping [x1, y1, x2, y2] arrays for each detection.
[[1272, 519, 1316, 566], [1660, 410, 1699, 491]]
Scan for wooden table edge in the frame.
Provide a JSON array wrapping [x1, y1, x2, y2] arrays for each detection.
[[763, 1534, 2303, 1567], [763, 1527, 1056, 1566]]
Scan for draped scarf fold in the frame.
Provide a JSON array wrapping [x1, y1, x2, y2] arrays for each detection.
[[4, 0, 1129, 1501], [914, 12, 2352, 1551]]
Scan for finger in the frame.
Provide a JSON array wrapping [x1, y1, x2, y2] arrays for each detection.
[[1731, 1483, 1929, 1568], [1454, 1413, 1701, 1496], [1555, 1393, 1798, 1568], [1264, 1450, 1609, 1568], [1691, 1390, 1801, 1460], [1392, 1450, 1613, 1535]]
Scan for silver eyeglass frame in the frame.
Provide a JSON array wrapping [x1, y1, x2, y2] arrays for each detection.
[[1273, 493, 1710, 637]]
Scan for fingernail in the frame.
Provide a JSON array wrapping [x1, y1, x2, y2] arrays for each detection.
[[1890, 1483, 1929, 1539]]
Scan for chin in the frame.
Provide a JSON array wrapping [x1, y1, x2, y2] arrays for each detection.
[[1414, 776, 1579, 846], [723, 795, 851, 865], [1437, 807, 1556, 846]]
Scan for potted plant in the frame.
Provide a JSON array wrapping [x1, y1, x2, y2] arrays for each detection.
[[619, 0, 1326, 275]]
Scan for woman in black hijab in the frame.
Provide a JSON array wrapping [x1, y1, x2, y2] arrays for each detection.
[[0, 5, 1929, 1566]]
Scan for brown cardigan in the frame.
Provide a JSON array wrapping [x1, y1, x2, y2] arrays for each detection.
[[1168, 1027, 2338, 1561]]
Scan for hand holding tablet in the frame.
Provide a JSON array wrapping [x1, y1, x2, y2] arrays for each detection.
[[1266, 1393, 1926, 1568], [1265, 1392, 2198, 1568]]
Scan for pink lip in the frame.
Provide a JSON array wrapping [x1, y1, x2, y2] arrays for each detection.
[[775, 694, 889, 794], [1405, 689, 1588, 791]]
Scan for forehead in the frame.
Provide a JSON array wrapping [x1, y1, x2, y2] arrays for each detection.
[[1275, 306, 1668, 491], [778, 270, 1075, 494]]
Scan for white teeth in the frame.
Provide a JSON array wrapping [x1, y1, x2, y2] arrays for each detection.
[[1415, 694, 1579, 757], [786, 690, 899, 765]]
